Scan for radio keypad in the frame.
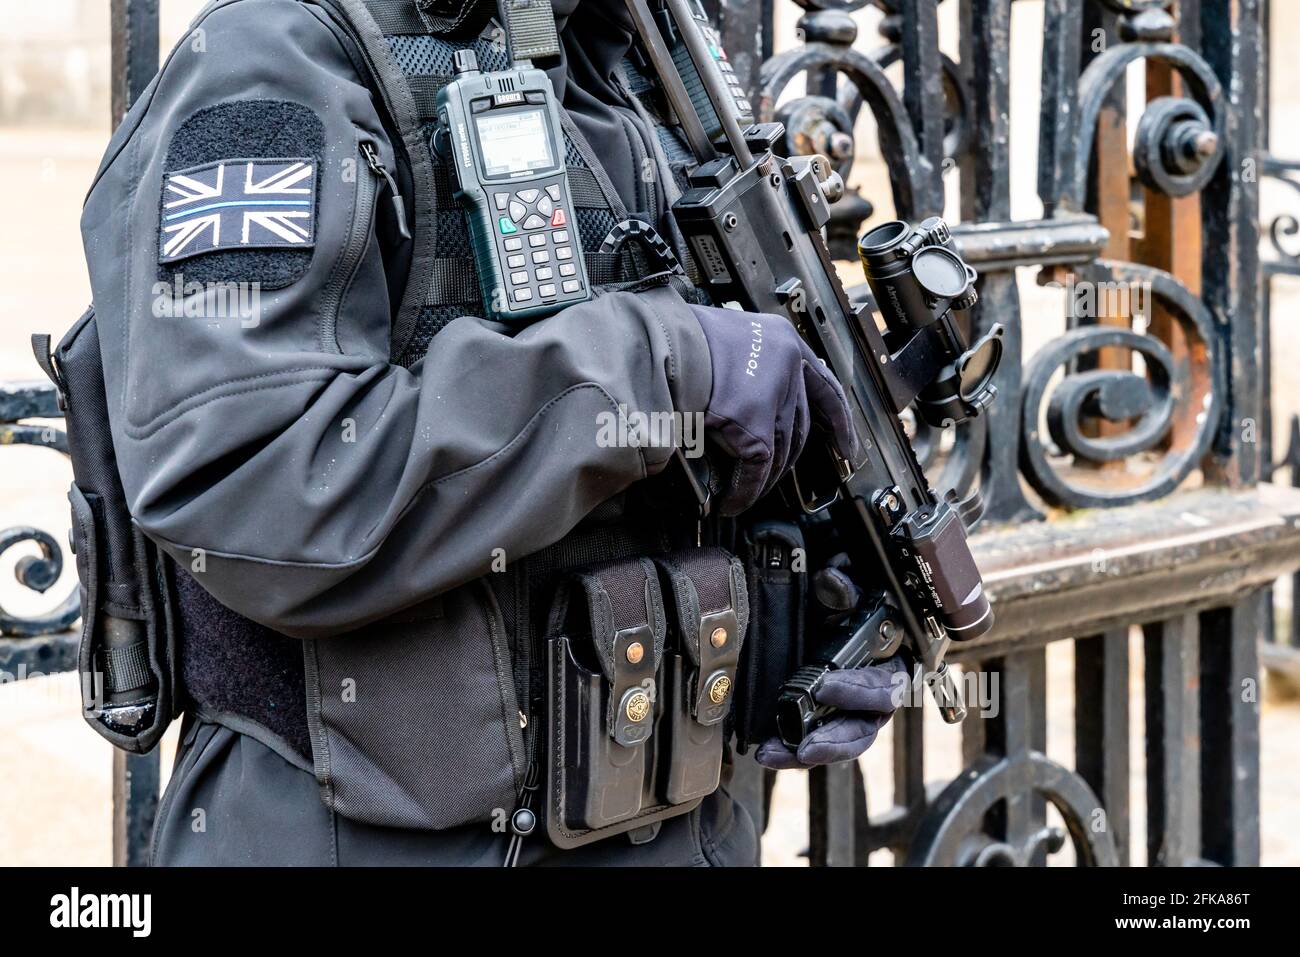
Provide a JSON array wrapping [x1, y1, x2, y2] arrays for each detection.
[[491, 175, 587, 307]]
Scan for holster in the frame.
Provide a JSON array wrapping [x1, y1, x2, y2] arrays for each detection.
[[733, 520, 806, 751], [33, 313, 179, 754], [544, 549, 748, 848]]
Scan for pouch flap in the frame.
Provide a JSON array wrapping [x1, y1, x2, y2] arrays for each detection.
[[653, 548, 749, 726], [546, 556, 665, 747]]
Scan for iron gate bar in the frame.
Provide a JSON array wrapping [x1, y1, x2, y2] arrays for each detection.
[[959, 0, 1037, 525], [1144, 612, 1202, 867], [1199, 598, 1264, 865], [1075, 628, 1131, 867], [1202, 0, 1265, 486], [108, 0, 161, 869], [110, 0, 160, 126]]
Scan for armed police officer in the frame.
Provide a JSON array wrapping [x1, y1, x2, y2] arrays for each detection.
[[65, 0, 907, 865]]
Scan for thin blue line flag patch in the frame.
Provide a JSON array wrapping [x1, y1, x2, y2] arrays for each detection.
[[159, 157, 316, 263]]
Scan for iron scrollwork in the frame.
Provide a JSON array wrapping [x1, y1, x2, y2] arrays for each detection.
[[906, 751, 1120, 866], [1022, 0, 1227, 510], [0, 382, 79, 638], [1020, 261, 1223, 508], [757, 0, 939, 227], [1060, 11, 1225, 212], [1262, 158, 1300, 273]]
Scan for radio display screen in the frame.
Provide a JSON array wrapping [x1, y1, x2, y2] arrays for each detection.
[[475, 108, 555, 177]]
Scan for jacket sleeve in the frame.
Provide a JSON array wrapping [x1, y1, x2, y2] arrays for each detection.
[[79, 0, 711, 638]]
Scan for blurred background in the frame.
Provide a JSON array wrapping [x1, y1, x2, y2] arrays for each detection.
[[1, 0, 1297, 865]]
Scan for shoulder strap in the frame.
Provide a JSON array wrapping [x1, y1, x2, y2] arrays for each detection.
[[364, 0, 497, 37], [319, 0, 443, 360], [362, 0, 428, 33]]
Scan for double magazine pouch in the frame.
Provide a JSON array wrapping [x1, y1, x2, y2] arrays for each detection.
[[544, 549, 748, 848], [33, 313, 178, 754]]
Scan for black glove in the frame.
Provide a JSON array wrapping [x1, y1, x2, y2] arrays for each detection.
[[689, 304, 856, 516], [754, 655, 909, 769]]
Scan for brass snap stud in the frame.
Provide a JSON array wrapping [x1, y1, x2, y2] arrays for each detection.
[[710, 626, 728, 648], [708, 675, 732, 705], [625, 690, 651, 723], [626, 641, 644, 665]]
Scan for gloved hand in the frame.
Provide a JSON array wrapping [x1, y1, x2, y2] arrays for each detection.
[[754, 655, 910, 769], [689, 304, 856, 516]]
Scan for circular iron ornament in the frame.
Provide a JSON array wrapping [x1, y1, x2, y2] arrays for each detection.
[[1045, 334, 1174, 465], [759, 40, 931, 218], [775, 96, 858, 177], [905, 751, 1119, 866], [1062, 42, 1225, 212], [1133, 96, 1221, 198], [1019, 262, 1223, 509], [0, 416, 80, 637]]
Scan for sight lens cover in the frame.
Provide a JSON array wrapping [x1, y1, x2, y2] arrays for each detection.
[[957, 326, 1004, 402], [912, 246, 970, 301]]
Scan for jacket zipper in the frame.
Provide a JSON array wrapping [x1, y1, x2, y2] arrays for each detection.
[[317, 140, 383, 352], [362, 141, 411, 240]]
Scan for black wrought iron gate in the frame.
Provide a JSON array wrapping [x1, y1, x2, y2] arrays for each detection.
[[3, 0, 1298, 866]]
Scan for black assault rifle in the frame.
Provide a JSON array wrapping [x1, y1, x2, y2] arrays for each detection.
[[624, 0, 1005, 744]]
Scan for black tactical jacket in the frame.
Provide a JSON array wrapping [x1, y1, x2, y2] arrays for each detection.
[[82, 0, 709, 638], [80, 0, 717, 831]]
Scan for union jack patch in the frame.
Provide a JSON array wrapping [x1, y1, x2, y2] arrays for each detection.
[[158, 157, 316, 264]]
